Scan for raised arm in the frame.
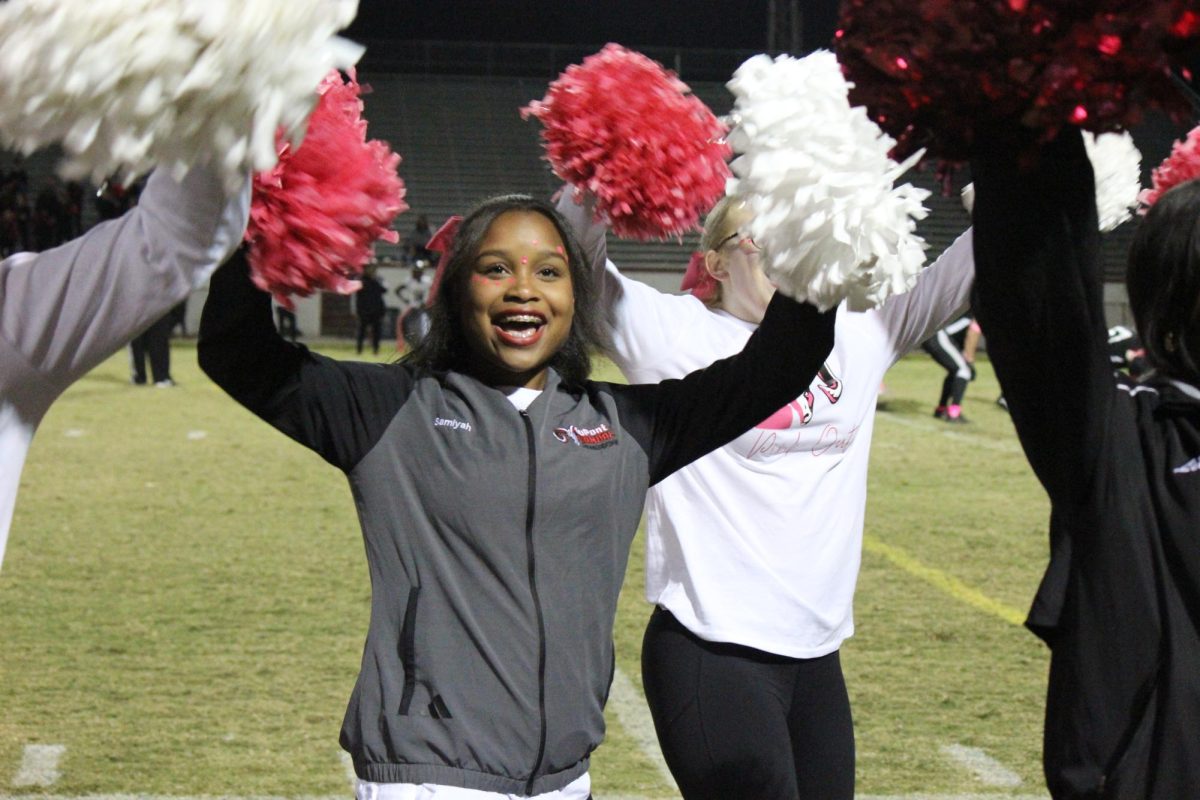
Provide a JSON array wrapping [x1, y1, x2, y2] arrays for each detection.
[[555, 186, 711, 378], [971, 127, 1113, 502], [0, 165, 249, 392], [615, 293, 836, 484], [875, 226, 976, 361], [198, 250, 413, 471], [555, 187, 608, 280]]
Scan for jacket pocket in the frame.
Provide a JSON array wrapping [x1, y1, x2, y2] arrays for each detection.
[[398, 586, 419, 715], [601, 645, 616, 707]]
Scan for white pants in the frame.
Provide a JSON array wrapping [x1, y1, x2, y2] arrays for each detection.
[[355, 772, 590, 800]]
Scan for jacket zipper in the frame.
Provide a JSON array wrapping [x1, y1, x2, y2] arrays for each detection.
[[520, 410, 549, 796]]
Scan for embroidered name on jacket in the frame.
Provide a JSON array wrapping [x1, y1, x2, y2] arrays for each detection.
[[434, 417, 472, 432], [553, 423, 616, 449]]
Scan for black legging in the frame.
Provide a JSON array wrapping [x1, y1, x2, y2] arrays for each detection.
[[921, 327, 973, 408], [129, 313, 173, 383], [357, 315, 383, 354], [641, 607, 855, 800]]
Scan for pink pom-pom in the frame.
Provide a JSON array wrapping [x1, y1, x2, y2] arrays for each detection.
[[836, 1, 1200, 161], [522, 43, 731, 241], [247, 69, 407, 308], [1140, 124, 1200, 210]]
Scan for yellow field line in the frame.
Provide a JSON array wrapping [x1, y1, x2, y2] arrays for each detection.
[[863, 536, 1026, 627]]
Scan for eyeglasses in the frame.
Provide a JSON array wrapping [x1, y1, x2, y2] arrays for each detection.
[[717, 231, 761, 254]]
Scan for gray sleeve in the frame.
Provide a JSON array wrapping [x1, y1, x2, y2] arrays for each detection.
[[554, 186, 608, 277], [874, 227, 975, 363], [0, 164, 250, 393]]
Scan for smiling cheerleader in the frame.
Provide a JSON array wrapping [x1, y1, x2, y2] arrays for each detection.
[[198, 192, 838, 799]]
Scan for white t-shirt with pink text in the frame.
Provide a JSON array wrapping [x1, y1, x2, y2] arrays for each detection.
[[602, 230, 974, 658]]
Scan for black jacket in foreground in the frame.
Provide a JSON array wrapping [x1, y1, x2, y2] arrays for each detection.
[[197, 252, 836, 794], [972, 128, 1200, 799]]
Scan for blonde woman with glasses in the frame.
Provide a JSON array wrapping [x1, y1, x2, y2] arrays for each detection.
[[562, 191, 975, 799]]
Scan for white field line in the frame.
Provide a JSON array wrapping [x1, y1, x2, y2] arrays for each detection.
[[875, 412, 1022, 455], [3, 737, 1039, 799], [940, 745, 1024, 788], [607, 667, 678, 793], [11, 744, 66, 787], [338, 752, 356, 792]]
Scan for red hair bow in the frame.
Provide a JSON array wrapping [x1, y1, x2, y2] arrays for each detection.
[[680, 251, 718, 302], [424, 215, 463, 305]]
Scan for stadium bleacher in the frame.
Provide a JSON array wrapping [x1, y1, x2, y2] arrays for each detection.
[[10, 55, 1184, 330], [360, 71, 980, 295]]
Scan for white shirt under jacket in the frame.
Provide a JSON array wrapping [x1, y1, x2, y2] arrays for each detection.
[[563, 196, 975, 657], [0, 165, 249, 572]]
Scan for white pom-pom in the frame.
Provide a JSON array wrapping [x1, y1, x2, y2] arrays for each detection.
[[961, 130, 1141, 232], [726, 51, 929, 312], [0, 0, 363, 191], [1083, 131, 1141, 233]]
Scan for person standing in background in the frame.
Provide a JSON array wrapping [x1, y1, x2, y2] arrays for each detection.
[[129, 310, 176, 387], [403, 213, 433, 267], [395, 261, 433, 350], [921, 313, 978, 423], [355, 262, 386, 354]]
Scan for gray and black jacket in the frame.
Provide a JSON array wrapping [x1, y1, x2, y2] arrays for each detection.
[[198, 254, 836, 795]]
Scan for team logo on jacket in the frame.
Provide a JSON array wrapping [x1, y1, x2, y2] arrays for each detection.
[[553, 423, 616, 449]]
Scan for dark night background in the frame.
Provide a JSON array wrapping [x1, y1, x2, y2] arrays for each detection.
[[346, 1, 842, 53]]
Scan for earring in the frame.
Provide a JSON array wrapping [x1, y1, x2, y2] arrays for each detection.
[[1165, 332, 1178, 353]]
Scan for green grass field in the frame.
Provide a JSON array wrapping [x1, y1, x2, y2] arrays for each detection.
[[0, 341, 1051, 798]]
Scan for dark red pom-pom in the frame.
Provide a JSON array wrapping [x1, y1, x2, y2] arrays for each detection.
[[836, 1, 1200, 161], [247, 70, 407, 308], [522, 43, 731, 241]]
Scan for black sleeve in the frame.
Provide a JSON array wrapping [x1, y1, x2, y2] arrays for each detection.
[[197, 250, 416, 470], [613, 293, 837, 485], [971, 127, 1116, 505]]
